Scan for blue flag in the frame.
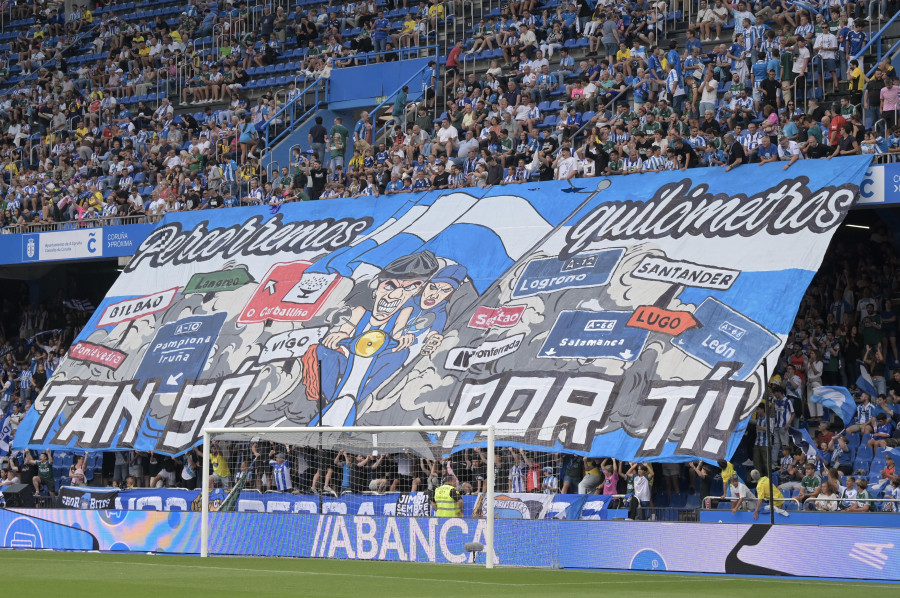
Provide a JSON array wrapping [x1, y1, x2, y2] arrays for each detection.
[[0, 414, 12, 456], [811, 386, 857, 424], [789, 427, 818, 461], [857, 363, 878, 397], [558, 494, 590, 520]]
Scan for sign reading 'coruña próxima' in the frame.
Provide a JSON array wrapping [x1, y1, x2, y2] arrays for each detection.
[[15, 158, 873, 463]]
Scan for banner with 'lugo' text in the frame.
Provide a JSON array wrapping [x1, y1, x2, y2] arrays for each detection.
[[15, 157, 871, 462]]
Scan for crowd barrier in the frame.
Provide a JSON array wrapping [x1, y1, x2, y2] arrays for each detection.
[[55, 487, 612, 520], [2, 508, 899, 580]]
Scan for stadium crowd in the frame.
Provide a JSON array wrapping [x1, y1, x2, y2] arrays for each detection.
[[0, 0, 897, 221], [0, 0, 899, 515]]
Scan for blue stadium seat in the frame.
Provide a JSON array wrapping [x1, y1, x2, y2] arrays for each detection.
[[853, 458, 871, 474], [537, 115, 557, 129], [856, 445, 874, 461]]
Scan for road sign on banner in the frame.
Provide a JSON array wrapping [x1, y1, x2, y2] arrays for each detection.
[[239, 262, 341, 324], [538, 311, 649, 361], [135, 313, 227, 391], [512, 248, 625, 298], [671, 298, 779, 380], [183, 268, 254, 294], [627, 306, 698, 336], [468, 305, 526, 330]]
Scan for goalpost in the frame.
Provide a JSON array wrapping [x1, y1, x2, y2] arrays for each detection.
[[200, 425, 496, 567]]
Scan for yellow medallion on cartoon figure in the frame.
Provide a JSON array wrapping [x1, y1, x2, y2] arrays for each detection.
[[353, 329, 388, 357]]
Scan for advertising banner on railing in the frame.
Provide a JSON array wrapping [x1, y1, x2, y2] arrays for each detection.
[[58, 486, 119, 509], [107, 487, 604, 520], [0, 223, 155, 265], [15, 158, 871, 462], [3, 508, 900, 579]]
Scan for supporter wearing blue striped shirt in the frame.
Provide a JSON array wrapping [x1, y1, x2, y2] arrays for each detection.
[[771, 385, 794, 454], [642, 148, 665, 172], [794, 15, 814, 43], [508, 447, 528, 493], [747, 16, 766, 56], [847, 393, 877, 433], [268, 452, 292, 492], [752, 404, 772, 473], [622, 150, 643, 174]]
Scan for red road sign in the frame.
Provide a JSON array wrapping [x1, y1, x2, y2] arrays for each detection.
[[627, 306, 698, 336], [238, 261, 341, 324]]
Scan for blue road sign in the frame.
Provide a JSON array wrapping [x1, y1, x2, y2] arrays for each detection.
[[512, 248, 625, 298], [671, 297, 779, 380], [538, 310, 649, 361], [135, 313, 227, 391]]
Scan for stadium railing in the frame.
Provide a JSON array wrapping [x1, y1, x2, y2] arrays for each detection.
[[703, 495, 804, 510], [1, 214, 163, 235], [804, 496, 900, 511]]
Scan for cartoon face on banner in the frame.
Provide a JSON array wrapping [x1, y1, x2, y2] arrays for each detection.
[[15, 157, 873, 462]]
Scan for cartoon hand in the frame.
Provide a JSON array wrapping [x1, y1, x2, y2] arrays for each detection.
[[322, 331, 350, 350], [420, 332, 444, 356], [392, 333, 416, 352]]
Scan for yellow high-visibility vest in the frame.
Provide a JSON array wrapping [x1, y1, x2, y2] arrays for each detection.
[[434, 484, 459, 517]]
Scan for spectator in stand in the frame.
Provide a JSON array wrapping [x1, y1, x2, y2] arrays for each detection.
[[844, 478, 873, 512], [727, 473, 753, 513], [69, 453, 87, 487]]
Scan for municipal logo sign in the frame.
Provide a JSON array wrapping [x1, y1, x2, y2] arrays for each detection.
[[239, 262, 341, 324], [538, 310, 649, 361]]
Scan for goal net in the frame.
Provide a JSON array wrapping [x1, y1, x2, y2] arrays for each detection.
[[200, 425, 521, 566]]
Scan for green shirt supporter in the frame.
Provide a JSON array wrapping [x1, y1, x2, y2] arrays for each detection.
[[807, 123, 824, 144], [801, 474, 820, 493], [38, 459, 53, 484], [641, 121, 661, 135], [780, 52, 794, 81], [863, 310, 883, 347], [329, 123, 349, 158]]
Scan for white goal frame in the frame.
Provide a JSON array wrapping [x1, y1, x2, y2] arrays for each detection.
[[200, 425, 496, 567]]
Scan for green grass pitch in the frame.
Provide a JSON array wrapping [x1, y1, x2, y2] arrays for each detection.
[[3, 551, 897, 597]]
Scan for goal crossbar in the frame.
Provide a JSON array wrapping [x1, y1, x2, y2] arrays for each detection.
[[200, 425, 496, 568]]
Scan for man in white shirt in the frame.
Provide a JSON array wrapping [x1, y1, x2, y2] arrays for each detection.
[[813, 29, 838, 92], [728, 473, 753, 513], [433, 118, 459, 158], [792, 38, 810, 102], [777, 135, 802, 169], [554, 147, 579, 180], [528, 49, 549, 73], [455, 130, 479, 166]]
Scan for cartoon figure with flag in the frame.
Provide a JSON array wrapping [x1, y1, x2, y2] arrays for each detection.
[[402, 264, 468, 362], [346, 264, 469, 401], [301, 251, 440, 426]]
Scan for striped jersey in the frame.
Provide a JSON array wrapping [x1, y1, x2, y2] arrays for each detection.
[[269, 460, 292, 491]]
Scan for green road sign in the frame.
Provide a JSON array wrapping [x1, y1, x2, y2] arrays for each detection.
[[183, 268, 254, 294]]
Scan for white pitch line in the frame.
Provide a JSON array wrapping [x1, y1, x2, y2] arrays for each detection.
[[0, 555, 892, 588]]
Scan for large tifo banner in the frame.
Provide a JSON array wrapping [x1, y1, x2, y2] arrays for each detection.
[[15, 158, 871, 461]]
